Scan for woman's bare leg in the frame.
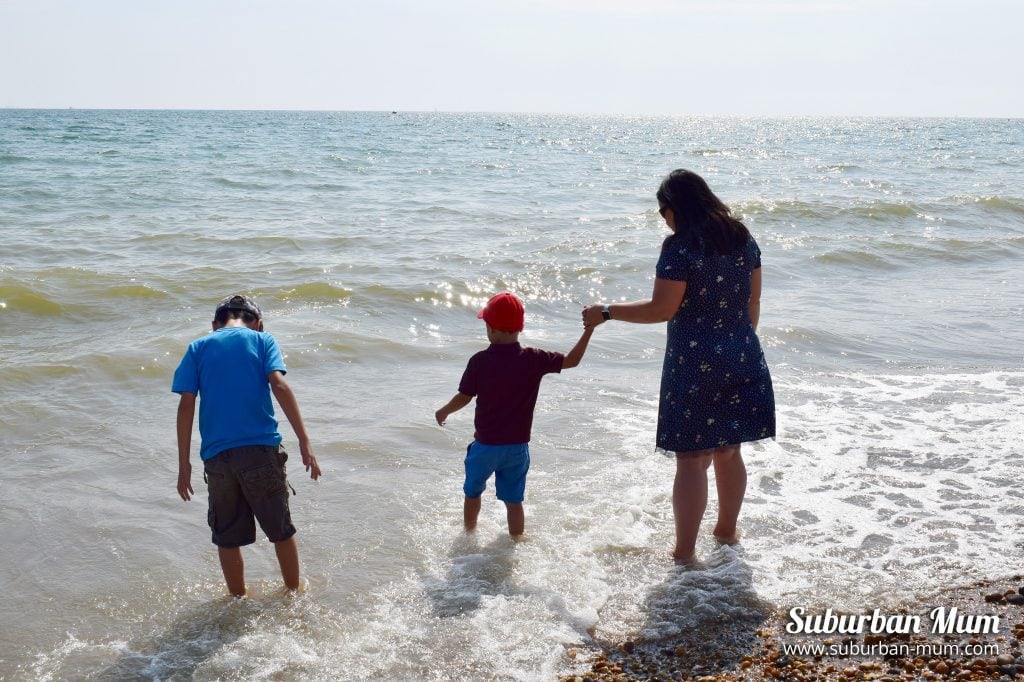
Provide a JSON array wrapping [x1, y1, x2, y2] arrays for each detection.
[[672, 451, 713, 564], [712, 445, 746, 543]]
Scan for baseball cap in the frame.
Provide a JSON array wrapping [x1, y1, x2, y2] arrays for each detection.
[[477, 292, 524, 332], [215, 294, 262, 319]]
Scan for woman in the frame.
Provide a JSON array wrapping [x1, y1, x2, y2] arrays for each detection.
[[583, 169, 775, 565]]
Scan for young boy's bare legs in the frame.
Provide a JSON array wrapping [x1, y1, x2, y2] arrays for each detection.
[[504, 502, 525, 538], [462, 496, 525, 537], [218, 546, 246, 597], [464, 496, 482, 531], [274, 536, 301, 591], [711, 445, 745, 544], [672, 451, 713, 564]]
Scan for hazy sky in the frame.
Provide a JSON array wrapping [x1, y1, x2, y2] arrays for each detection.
[[1, 0, 1021, 116]]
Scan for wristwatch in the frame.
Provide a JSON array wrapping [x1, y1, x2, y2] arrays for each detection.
[[601, 305, 612, 321]]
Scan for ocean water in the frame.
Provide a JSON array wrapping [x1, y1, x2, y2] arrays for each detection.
[[1, 110, 1022, 679]]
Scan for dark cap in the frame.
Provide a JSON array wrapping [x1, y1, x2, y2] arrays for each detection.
[[214, 294, 262, 319]]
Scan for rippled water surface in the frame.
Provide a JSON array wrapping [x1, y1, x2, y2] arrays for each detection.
[[1, 111, 1022, 679]]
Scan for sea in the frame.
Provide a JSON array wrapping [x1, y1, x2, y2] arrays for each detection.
[[1, 110, 1022, 680]]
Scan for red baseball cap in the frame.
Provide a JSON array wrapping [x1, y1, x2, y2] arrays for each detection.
[[477, 292, 524, 332]]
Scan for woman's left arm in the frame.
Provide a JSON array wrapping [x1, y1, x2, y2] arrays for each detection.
[[748, 267, 762, 331], [583, 278, 686, 327]]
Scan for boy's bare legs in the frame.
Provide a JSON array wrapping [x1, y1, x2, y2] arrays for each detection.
[[464, 496, 482, 532], [274, 536, 301, 591], [711, 446, 746, 544], [463, 497, 524, 537], [218, 547, 246, 597], [672, 452, 713, 564], [504, 502, 525, 538]]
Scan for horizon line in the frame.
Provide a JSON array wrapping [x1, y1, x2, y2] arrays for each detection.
[[1, 107, 1022, 120]]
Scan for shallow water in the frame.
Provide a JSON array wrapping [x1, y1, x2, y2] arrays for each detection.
[[1, 111, 1022, 679]]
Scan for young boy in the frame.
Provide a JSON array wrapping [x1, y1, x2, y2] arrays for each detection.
[[435, 292, 594, 537], [173, 294, 321, 597]]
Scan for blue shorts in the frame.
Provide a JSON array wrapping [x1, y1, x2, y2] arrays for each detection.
[[463, 441, 530, 504]]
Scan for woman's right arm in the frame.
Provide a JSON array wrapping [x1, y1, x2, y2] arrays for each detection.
[[583, 278, 686, 327], [748, 267, 762, 331]]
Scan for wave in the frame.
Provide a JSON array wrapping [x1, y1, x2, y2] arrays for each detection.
[[308, 182, 356, 191], [0, 153, 32, 164], [16, 188, 59, 200], [129, 233, 302, 251], [0, 272, 169, 313], [818, 163, 861, 173], [104, 284, 170, 299], [735, 199, 831, 220], [738, 195, 1024, 222], [0, 285, 63, 315], [0, 363, 83, 383], [851, 202, 920, 219], [210, 177, 271, 190], [272, 282, 351, 302], [806, 236, 1022, 270], [810, 245, 892, 268], [953, 195, 1024, 214], [691, 148, 741, 158], [361, 283, 452, 306], [408, 204, 474, 219]]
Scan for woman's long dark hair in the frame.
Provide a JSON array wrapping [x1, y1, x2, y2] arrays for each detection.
[[656, 169, 751, 254]]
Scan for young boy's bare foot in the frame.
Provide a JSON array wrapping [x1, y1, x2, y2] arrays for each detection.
[[670, 549, 698, 566]]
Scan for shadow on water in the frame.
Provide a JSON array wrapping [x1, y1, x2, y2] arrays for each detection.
[[592, 545, 773, 680], [423, 533, 520, 618], [96, 591, 312, 680]]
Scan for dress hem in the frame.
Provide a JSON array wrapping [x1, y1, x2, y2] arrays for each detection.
[[655, 435, 775, 458]]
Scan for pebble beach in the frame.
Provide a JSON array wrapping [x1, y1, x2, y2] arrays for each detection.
[[565, 576, 1024, 681]]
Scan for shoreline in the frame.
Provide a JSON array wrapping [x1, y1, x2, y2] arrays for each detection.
[[565, 575, 1024, 681]]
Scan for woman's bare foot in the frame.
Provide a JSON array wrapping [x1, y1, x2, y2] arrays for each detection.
[[712, 529, 741, 545], [670, 549, 698, 566]]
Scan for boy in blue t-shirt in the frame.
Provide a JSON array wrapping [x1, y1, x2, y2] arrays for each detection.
[[435, 292, 595, 538], [172, 295, 321, 597]]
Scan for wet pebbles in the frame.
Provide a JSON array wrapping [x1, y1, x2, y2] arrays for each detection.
[[562, 577, 1024, 681]]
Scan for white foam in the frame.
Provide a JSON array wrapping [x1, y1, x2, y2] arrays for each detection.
[[745, 370, 1024, 609]]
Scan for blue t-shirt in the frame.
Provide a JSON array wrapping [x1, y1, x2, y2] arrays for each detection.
[[171, 327, 287, 460]]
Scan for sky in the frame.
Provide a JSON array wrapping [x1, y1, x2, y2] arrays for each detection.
[[0, 0, 1021, 116]]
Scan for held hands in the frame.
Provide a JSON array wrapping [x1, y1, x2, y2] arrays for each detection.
[[177, 462, 194, 502], [581, 304, 607, 329]]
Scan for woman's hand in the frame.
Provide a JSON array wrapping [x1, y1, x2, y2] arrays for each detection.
[[582, 304, 606, 328]]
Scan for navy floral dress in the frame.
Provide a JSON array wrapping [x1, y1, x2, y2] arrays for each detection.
[[655, 233, 775, 454]]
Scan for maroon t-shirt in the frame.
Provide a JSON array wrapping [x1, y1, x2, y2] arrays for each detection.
[[458, 342, 565, 445]]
